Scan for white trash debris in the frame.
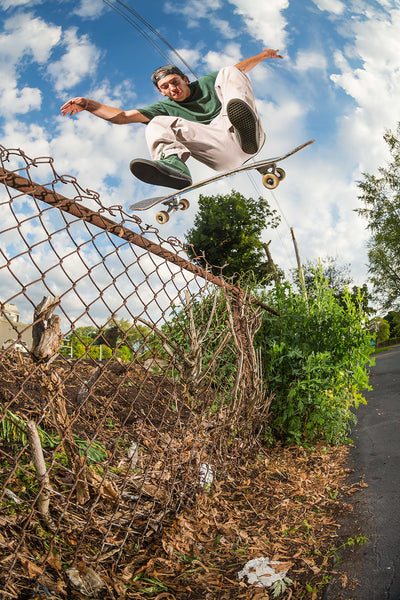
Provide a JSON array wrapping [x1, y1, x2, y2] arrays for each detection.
[[127, 442, 139, 467], [66, 566, 106, 596], [198, 462, 214, 490], [238, 556, 289, 588]]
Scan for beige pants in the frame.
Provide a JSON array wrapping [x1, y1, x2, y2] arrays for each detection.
[[145, 66, 265, 172]]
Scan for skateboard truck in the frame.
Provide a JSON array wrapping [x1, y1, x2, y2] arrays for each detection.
[[256, 164, 286, 189], [156, 197, 190, 224]]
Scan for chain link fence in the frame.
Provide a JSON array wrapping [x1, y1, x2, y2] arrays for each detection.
[[0, 145, 273, 598]]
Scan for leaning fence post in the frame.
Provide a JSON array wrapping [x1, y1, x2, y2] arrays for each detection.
[[26, 420, 55, 530], [32, 296, 90, 504]]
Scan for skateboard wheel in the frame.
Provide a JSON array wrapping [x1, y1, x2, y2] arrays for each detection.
[[276, 167, 286, 180], [156, 211, 169, 224], [262, 172, 280, 189], [179, 198, 190, 211]]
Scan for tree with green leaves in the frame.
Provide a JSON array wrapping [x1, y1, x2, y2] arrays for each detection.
[[60, 319, 152, 360], [382, 310, 400, 339], [357, 124, 400, 310], [185, 190, 280, 282], [99, 317, 152, 353], [367, 316, 390, 345]]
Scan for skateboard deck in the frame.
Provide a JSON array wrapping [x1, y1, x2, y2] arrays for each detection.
[[129, 139, 314, 224]]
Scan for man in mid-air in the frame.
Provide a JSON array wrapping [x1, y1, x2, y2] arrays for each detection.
[[61, 48, 283, 190]]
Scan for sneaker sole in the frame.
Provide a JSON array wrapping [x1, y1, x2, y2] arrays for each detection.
[[227, 99, 259, 154], [130, 159, 192, 190]]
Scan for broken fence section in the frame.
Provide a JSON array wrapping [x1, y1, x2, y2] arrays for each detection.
[[0, 145, 273, 598]]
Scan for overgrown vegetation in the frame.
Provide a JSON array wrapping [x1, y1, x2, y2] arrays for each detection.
[[258, 273, 373, 444], [154, 270, 373, 445]]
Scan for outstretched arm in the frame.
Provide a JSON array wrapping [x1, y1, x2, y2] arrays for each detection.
[[60, 97, 149, 124], [235, 49, 284, 73]]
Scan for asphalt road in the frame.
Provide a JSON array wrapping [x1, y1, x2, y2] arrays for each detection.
[[324, 345, 400, 600]]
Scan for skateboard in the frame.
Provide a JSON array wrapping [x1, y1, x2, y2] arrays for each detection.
[[129, 139, 314, 224]]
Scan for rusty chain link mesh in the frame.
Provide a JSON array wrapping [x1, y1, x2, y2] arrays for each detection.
[[0, 145, 271, 599]]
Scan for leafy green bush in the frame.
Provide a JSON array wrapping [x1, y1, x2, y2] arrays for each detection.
[[150, 270, 372, 445], [257, 273, 373, 444]]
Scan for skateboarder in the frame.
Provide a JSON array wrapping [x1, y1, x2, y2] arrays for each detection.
[[61, 49, 283, 190]]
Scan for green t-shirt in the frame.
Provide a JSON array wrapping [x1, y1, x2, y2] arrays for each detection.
[[138, 72, 221, 124]]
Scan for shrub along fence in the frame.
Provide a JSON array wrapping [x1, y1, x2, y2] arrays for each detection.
[[0, 145, 276, 598]]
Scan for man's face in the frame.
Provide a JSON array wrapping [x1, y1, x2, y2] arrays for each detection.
[[157, 73, 191, 102]]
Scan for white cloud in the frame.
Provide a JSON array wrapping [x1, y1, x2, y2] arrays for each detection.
[[0, 11, 101, 114], [0, 0, 42, 8], [164, 0, 236, 38], [0, 84, 42, 115], [294, 50, 327, 72], [73, 0, 107, 19], [213, 17, 237, 39], [257, 97, 306, 148], [330, 7, 400, 170], [311, 0, 345, 15], [2, 119, 52, 157], [264, 159, 370, 288], [0, 12, 61, 64], [0, 12, 61, 116], [173, 47, 202, 74], [46, 27, 101, 93], [203, 43, 242, 71], [228, 0, 289, 49]]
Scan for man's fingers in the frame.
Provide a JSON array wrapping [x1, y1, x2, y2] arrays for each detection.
[[263, 48, 284, 59], [60, 102, 73, 115], [60, 98, 87, 116]]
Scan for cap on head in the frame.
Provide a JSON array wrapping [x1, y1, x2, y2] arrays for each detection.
[[151, 65, 187, 87]]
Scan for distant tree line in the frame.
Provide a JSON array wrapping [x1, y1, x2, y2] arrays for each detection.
[[60, 318, 153, 361]]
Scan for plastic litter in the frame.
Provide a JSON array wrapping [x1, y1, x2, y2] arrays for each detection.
[[198, 462, 214, 490], [238, 556, 289, 587]]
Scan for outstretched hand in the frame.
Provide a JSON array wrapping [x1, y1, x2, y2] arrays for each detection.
[[262, 48, 284, 60], [235, 48, 284, 73], [60, 97, 89, 117]]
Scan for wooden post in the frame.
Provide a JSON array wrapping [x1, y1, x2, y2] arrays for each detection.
[[32, 296, 90, 504], [262, 241, 281, 285], [290, 227, 307, 300], [26, 421, 55, 530]]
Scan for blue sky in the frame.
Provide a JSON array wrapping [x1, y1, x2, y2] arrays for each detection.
[[1, 0, 400, 309]]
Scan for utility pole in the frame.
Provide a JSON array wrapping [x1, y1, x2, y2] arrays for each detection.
[[290, 227, 307, 300]]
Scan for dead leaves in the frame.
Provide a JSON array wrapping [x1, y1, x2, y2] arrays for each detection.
[[19, 556, 43, 579], [150, 444, 353, 599], [86, 466, 119, 501], [1, 440, 352, 600], [1, 354, 355, 599]]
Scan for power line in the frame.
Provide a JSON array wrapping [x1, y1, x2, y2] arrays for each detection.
[[102, 0, 199, 79], [242, 169, 298, 271], [102, 0, 170, 64]]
